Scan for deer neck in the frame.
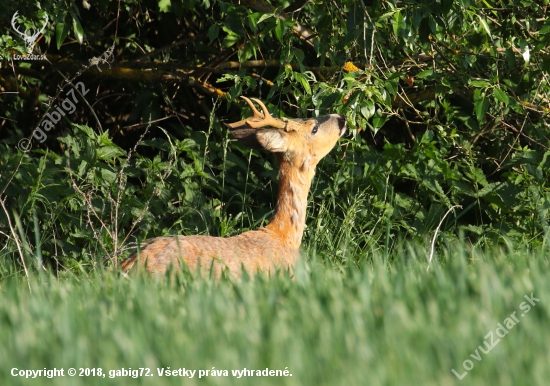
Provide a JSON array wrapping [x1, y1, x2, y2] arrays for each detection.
[[265, 155, 315, 248]]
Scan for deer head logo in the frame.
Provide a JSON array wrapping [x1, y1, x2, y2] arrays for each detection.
[[11, 11, 49, 52]]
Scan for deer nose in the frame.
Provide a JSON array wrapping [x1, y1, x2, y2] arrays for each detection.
[[336, 115, 347, 136]]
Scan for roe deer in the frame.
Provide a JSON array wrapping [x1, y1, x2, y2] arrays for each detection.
[[120, 97, 346, 278]]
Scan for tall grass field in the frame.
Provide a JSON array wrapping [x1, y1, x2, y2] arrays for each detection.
[[1, 244, 549, 386]]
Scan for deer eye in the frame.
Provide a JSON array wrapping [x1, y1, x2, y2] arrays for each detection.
[[311, 123, 319, 135]]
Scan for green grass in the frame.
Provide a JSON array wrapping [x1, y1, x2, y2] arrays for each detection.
[[1, 244, 549, 386]]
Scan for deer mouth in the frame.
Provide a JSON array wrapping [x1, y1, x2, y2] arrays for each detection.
[[336, 115, 347, 137]]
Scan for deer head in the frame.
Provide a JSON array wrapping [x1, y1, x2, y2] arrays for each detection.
[[11, 11, 49, 52], [226, 97, 346, 167]]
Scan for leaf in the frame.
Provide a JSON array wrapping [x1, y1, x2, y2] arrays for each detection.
[[257, 13, 273, 24], [360, 100, 375, 119], [72, 124, 96, 138], [70, 10, 84, 44], [420, 129, 434, 144], [475, 182, 498, 198], [208, 24, 219, 42], [474, 95, 489, 122], [495, 182, 521, 207], [470, 80, 491, 88], [384, 80, 398, 97], [372, 111, 389, 130], [537, 151, 550, 172], [477, 15, 491, 37], [412, 8, 422, 29], [239, 43, 256, 62], [158, 0, 171, 12], [521, 47, 530, 63], [518, 39, 531, 63], [293, 48, 304, 64], [294, 72, 311, 94], [97, 146, 125, 160], [71, 2, 81, 18], [221, 32, 239, 48], [55, 16, 70, 50], [99, 167, 117, 183], [392, 11, 403, 38], [419, 17, 431, 43], [540, 25, 550, 35], [275, 18, 284, 43], [428, 16, 437, 33], [460, 224, 485, 235], [505, 47, 516, 70], [493, 88, 509, 105], [422, 177, 449, 204], [319, 93, 340, 109], [416, 69, 434, 79]]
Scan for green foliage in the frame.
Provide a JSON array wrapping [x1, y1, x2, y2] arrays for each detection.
[[0, 0, 549, 270]]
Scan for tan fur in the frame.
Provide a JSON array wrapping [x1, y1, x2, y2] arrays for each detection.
[[120, 97, 346, 279]]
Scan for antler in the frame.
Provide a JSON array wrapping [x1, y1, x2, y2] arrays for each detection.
[[11, 11, 49, 49], [226, 97, 288, 130], [33, 14, 49, 40], [11, 12, 26, 39]]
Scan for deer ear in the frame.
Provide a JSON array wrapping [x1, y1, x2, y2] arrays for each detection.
[[255, 129, 289, 152], [226, 126, 264, 149], [227, 126, 289, 152]]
